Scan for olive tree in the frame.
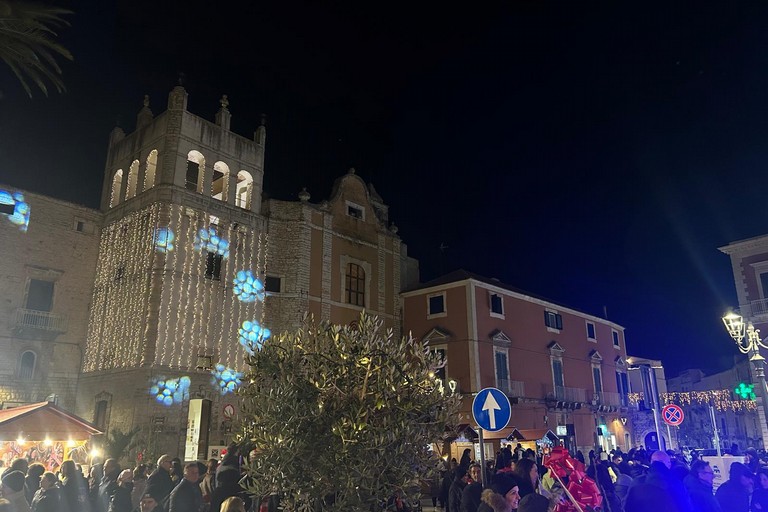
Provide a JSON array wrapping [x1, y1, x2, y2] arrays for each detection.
[[237, 312, 460, 512]]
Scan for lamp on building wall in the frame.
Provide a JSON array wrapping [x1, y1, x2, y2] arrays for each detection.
[[722, 311, 768, 439]]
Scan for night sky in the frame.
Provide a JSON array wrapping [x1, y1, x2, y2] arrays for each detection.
[[2, 1, 768, 377]]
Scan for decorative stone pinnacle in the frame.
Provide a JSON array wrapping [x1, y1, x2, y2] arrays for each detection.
[[348, 167, 356, 175], [298, 187, 310, 202], [143, 94, 150, 108], [220, 95, 229, 110]]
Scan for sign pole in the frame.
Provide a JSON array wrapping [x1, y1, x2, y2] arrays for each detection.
[[478, 427, 487, 486], [666, 423, 674, 450]]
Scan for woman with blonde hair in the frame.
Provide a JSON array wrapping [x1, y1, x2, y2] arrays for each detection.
[[220, 496, 246, 512]]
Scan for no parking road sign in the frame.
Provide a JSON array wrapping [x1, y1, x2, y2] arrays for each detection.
[[472, 387, 512, 432], [662, 404, 684, 426]]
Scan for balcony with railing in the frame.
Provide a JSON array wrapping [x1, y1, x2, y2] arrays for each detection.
[[497, 379, 525, 398], [738, 299, 768, 321], [593, 391, 625, 408], [13, 308, 68, 340], [554, 386, 586, 403]]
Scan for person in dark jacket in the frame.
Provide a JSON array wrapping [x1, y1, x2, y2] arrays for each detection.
[[209, 465, 251, 512], [60, 459, 91, 512], [461, 463, 484, 512], [753, 468, 768, 512], [460, 449, 473, 468], [683, 460, 721, 512], [97, 459, 121, 512], [449, 465, 470, 512], [168, 463, 203, 512], [108, 469, 133, 512], [715, 462, 754, 512], [511, 458, 537, 500], [30, 473, 60, 512], [476, 474, 521, 512], [145, 455, 174, 506], [25, 463, 45, 505], [625, 450, 691, 512]]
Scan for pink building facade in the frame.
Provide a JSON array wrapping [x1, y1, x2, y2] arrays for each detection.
[[402, 270, 632, 457]]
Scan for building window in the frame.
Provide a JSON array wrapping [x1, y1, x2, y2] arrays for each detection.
[[75, 220, 85, 232], [433, 348, 446, 382], [593, 366, 603, 394], [545, 310, 563, 330], [552, 358, 564, 391], [205, 252, 223, 280], [616, 371, 629, 406], [586, 321, 596, 341], [265, 276, 281, 293], [428, 294, 446, 317], [490, 293, 504, 316], [345, 263, 365, 306], [19, 351, 36, 380], [346, 201, 364, 220], [94, 400, 108, 430], [25, 279, 54, 312], [612, 330, 620, 349], [495, 349, 509, 390]]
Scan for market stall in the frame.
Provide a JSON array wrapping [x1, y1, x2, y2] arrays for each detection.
[[507, 428, 559, 452], [0, 401, 102, 469]]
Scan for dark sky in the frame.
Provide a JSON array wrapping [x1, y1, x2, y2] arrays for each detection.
[[2, 1, 768, 377]]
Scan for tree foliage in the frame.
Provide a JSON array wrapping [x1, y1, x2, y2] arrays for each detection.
[[0, 1, 72, 97], [237, 312, 460, 512], [104, 427, 141, 463]]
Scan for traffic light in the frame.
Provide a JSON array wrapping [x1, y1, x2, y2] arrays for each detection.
[[735, 382, 756, 400]]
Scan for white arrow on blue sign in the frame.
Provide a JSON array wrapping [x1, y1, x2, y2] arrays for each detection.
[[472, 387, 512, 432]]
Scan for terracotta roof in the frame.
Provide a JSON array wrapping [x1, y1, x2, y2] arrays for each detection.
[[0, 401, 101, 441]]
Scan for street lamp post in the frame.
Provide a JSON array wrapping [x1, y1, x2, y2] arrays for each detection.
[[722, 312, 768, 446]]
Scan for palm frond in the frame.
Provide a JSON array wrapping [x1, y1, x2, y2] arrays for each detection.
[[0, 1, 72, 97]]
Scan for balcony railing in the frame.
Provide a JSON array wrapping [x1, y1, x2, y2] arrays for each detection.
[[14, 308, 68, 338], [594, 391, 625, 407], [739, 299, 768, 319], [554, 386, 586, 403], [497, 379, 525, 398]]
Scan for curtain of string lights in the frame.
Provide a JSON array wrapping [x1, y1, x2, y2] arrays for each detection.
[[83, 202, 269, 380]]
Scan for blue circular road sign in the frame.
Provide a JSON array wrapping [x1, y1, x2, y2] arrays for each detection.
[[472, 387, 512, 432]]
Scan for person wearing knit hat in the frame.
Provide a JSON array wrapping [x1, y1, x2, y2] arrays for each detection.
[[477, 473, 522, 512], [1, 470, 30, 512], [517, 494, 549, 512]]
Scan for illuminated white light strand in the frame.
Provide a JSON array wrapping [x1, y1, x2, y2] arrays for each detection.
[[190, 220, 205, 364], [84, 227, 111, 370], [139, 204, 159, 366], [177, 212, 196, 368]]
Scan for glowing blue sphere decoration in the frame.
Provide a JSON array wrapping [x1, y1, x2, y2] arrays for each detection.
[[154, 227, 175, 253], [0, 189, 30, 232], [210, 363, 243, 395], [149, 375, 191, 405], [238, 319, 272, 355], [233, 270, 265, 302], [194, 227, 230, 257]]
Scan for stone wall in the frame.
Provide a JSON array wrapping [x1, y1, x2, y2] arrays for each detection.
[[0, 188, 101, 411]]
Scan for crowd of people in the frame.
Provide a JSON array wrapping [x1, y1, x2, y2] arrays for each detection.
[[0, 444, 253, 512], [429, 444, 768, 512]]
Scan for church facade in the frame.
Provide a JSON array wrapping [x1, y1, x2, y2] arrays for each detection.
[[0, 85, 417, 457]]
